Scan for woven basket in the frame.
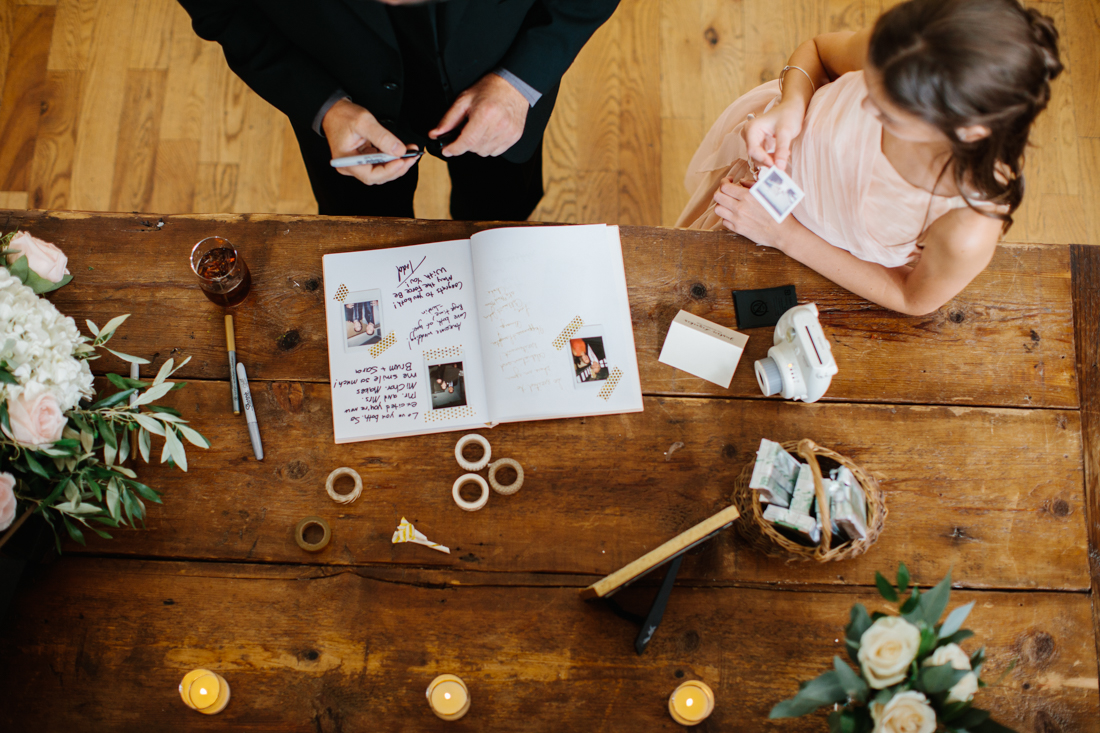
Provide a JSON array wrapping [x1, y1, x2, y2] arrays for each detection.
[[731, 439, 886, 562]]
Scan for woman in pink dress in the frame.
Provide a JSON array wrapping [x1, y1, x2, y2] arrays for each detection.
[[677, 0, 1062, 315]]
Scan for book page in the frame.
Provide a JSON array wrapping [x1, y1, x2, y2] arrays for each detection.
[[470, 225, 643, 423], [322, 241, 489, 443]]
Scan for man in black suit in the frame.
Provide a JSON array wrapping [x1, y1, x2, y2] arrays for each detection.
[[178, 0, 621, 220]]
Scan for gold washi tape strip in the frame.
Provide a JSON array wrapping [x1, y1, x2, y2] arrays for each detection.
[[425, 405, 476, 422], [551, 316, 584, 350], [424, 345, 463, 362], [598, 367, 624, 401], [334, 284, 348, 302], [369, 331, 396, 358]]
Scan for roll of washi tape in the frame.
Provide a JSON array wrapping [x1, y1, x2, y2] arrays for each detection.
[[295, 516, 331, 552], [452, 474, 489, 512], [454, 434, 491, 472], [180, 669, 231, 715], [488, 458, 524, 495], [325, 467, 363, 504]]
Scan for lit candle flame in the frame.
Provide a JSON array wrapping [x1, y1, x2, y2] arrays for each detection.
[[686, 698, 694, 707], [199, 688, 208, 696], [444, 693, 451, 700]]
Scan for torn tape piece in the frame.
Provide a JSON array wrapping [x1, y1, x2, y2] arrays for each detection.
[[369, 331, 397, 359], [551, 316, 584, 350], [598, 367, 624, 401], [391, 517, 451, 554]]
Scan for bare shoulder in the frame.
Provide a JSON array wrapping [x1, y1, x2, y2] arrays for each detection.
[[814, 29, 871, 78], [922, 206, 1003, 268]]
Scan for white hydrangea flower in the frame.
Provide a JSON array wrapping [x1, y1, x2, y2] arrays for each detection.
[[0, 267, 94, 412]]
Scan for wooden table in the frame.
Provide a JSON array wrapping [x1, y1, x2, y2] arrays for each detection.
[[1, 209, 1097, 732]]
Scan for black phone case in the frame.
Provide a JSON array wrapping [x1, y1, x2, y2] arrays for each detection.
[[732, 285, 798, 329]]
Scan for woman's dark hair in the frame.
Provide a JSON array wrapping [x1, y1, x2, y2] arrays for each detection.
[[869, 0, 1063, 230]]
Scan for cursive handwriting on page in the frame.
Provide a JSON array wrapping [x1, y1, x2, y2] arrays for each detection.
[[332, 360, 420, 424], [392, 264, 463, 311], [482, 288, 563, 394], [407, 302, 467, 350]]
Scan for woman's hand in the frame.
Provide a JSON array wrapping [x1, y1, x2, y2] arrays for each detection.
[[713, 177, 796, 248], [741, 99, 806, 172]]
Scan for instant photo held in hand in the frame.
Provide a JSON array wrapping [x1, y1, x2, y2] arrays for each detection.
[[322, 225, 644, 443], [750, 166, 805, 223]]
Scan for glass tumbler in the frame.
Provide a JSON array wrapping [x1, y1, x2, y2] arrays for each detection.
[[190, 237, 252, 307]]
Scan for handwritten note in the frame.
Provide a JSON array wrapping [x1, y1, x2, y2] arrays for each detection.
[[332, 360, 420, 424], [482, 287, 563, 394], [407, 302, 468, 350], [392, 263, 463, 311]]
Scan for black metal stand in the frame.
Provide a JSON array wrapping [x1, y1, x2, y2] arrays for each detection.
[[602, 553, 686, 655]]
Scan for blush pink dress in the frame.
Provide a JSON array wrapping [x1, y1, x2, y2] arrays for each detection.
[[676, 71, 986, 268]]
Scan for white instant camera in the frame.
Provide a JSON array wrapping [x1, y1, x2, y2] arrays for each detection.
[[754, 303, 838, 403]]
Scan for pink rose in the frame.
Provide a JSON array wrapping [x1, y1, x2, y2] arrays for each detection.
[[0, 472, 16, 531], [3, 392, 67, 447], [6, 231, 69, 283]]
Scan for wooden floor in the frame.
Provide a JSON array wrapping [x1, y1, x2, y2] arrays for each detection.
[[0, 0, 1097, 244]]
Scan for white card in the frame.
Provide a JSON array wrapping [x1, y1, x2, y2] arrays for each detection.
[[658, 310, 749, 388], [749, 165, 805, 223]]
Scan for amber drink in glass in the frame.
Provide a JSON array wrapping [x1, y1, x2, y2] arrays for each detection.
[[191, 237, 251, 307]]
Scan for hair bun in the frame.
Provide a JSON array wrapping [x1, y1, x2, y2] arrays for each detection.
[[1025, 7, 1064, 81]]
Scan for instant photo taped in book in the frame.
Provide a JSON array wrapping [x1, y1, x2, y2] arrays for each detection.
[[567, 325, 612, 390], [341, 288, 385, 353], [749, 166, 805, 224]]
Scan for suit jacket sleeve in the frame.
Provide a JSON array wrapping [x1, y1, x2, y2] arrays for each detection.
[[499, 0, 622, 96], [177, 0, 344, 132]]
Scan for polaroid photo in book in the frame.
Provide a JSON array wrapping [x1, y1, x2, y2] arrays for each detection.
[[426, 354, 468, 410], [342, 288, 384, 352], [569, 325, 611, 389], [749, 166, 805, 223]]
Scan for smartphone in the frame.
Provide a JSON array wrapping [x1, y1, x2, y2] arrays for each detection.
[[330, 151, 422, 168]]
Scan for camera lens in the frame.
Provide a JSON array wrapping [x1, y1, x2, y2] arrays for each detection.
[[755, 357, 782, 396]]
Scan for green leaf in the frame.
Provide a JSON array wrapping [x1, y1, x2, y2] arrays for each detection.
[[133, 412, 165, 436], [85, 319, 100, 337], [875, 572, 899, 602], [769, 670, 847, 718], [97, 314, 130, 340], [90, 387, 136, 410], [845, 604, 872, 664], [0, 367, 16, 384], [939, 601, 975, 640], [938, 629, 976, 648], [940, 700, 973, 723], [128, 480, 162, 504], [118, 427, 130, 464], [61, 515, 86, 546], [79, 428, 94, 455], [177, 424, 211, 449], [917, 627, 938, 658], [95, 416, 117, 450], [104, 348, 150, 365], [145, 404, 182, 416], [920, 570, 953, 627], [918, 663, 970, 694], [164, 426, 187, 471], [25, 271, 72, 294], [106, 482, 121, 521], [107, 373, 150, 391], [6, 254, 30, 284], [133, 381, 174, 407], [23, 451, 51, 478], [139, 428, 151, 463], [833, 656, 869, 704], [0, 400, 10, 436], [897, 563, 910, 594], [153, 357, 174, 386]]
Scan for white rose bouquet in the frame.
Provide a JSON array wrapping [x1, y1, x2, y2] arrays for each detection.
[[770, 565, 1017, 733], [0, 230, 209, 550]]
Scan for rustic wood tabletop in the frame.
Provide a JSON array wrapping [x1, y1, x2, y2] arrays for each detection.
[[0, 209, 1097, 732]]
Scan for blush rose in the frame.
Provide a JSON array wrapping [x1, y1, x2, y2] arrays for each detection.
[[3, 391, 67, 447], [6, 231, 70, 283]]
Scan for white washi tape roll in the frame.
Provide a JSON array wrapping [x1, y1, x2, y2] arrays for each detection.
[[326, 467, 363, 504], [452, 474, 489, 512], [455, 434, 491, 472], [488, 458, 524, 495]]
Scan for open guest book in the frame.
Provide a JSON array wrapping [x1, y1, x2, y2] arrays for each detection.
[[322, 224, 643, 443]]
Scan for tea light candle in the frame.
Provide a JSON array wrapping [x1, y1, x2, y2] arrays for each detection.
[[426, 674, 471, 721], [179, 668, 232, 715], [668, 680, 714, 726]]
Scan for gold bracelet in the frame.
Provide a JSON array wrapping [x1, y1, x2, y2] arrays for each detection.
[[779, 65, 816, 94]]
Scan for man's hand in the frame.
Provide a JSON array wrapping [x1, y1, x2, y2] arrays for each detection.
[[430, 74, 529, 158], [322, 98, 419, 185]]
